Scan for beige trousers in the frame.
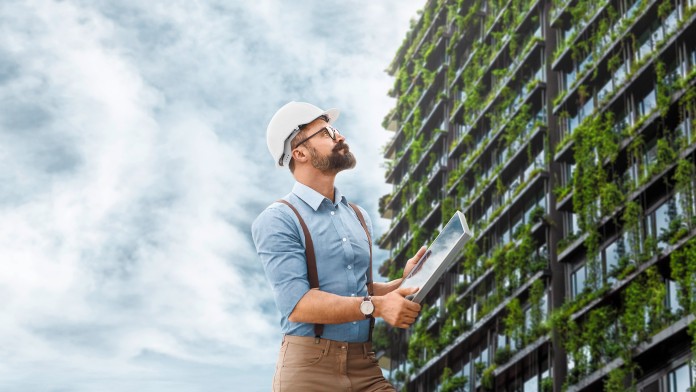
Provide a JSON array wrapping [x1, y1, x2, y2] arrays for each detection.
[[273, 335, 396, 392]]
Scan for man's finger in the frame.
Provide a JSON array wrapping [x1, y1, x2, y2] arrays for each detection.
[[404, 301, 421, 313], [396, 286, 419, 297], [410, 246, 427, 262]]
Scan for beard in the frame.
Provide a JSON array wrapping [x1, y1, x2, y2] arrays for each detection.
[[309, 142, 357, 174]]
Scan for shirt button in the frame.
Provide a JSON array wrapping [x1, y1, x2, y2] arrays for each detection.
[[347, 265, 352, 270], [331, 211, 335, 216], [342, 238, 347, 242], [351, 293, 356, 296]]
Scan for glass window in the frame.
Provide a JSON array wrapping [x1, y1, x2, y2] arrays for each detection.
[[480, 347, 489, 367], [461, 360, 471, 392], [540, 290, 548, 320], [565, 212, 580, 236], [598, 78, 613, 102], [604, 237, 624, 283], [524, 373, 539, 392], [582, 95, 595, 118], [568, 112, 579, 133], [635, 29, 653, 62], [643, 138, 658, 177], [625, 0, 642, 18], [615, 61, 627, 86], [566, 68, 577, 89], [666, 279, 682, 315], [653, 198, 673, 248], [667, 362, 693, 391], [571, 264, 587, 298], [640, 90, 657, 118], [525, 307, 532, 332]]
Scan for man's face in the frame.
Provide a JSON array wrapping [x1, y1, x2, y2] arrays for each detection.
[[297, 119, 356, 174]]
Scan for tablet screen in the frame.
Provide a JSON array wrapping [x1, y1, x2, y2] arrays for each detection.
[[400, 211, 471, 302]]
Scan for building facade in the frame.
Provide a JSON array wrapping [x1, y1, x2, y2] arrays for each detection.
[[377, 0, 696, 391]]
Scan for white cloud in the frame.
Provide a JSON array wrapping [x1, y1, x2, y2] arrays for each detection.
[[0, 0, 423, 390]]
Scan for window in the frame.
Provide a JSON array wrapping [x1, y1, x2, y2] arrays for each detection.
[[562, 162, 576, 186], [564, 212, 580, 237], [614, 59, 628, 86], [667, 362, 693, 391], [460, 360, 471, 392], [571, 263, 587, 299], [664, 8, 679, 36], [646, 196, 679, 249], [666, 279, 683, 315], [635, 29, 653, 63], [603, 236, 626, 283], [568, 112, 580, 134], [524, 373, 539, 392], [581, 93, 595, 118], [598, 78, 613, 102], [625, 0, 642, 19], [638, 89, 657, 119], [642, 137, 658, 178], [675, 116, 693, 145]]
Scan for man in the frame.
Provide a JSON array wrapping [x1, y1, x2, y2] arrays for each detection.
[[252, 101, 426, 391]]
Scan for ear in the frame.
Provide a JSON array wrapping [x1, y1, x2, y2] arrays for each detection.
[[292, 147, 309, 164]]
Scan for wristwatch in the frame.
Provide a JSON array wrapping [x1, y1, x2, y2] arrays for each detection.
[[359, 295, 375, 319]]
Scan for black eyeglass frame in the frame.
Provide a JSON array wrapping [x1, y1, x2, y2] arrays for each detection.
[[293, 126, 340, 148]]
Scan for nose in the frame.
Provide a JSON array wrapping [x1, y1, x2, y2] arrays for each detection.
[[335, 131, 346, 143]]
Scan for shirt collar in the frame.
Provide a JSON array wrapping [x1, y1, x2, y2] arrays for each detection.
[[292, 181, 348, 211]]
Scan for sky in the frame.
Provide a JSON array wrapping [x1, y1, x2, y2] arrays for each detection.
[[0, 1, 423, 391]]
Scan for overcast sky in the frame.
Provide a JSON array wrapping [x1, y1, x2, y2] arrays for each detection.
[[0, 1, 423, 391]]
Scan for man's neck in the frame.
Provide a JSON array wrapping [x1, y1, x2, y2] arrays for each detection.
[[295, 170, 337, 202]]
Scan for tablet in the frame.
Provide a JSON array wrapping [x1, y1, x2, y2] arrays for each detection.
[[399, 210, 472, 303]]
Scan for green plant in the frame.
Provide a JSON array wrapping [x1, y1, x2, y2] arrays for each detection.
[[655, 60, 672, 118], [493, 345, 513, 365], [541, 377, 553, 392], [670, 238, 696, 318], [440, 367, 468, 392], [407, 305, 439, 369], [481, 364, 497, 390], [529, 279, 547, 339], [623, 201, 643, 263], [674, 159, 696, 230], [505, 298, 524, 348]]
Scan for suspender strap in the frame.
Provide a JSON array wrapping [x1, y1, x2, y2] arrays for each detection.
[[276, 199, 323, 338], [348, 203, 373, 296], [277, 199, 374, 341], [348, 203, 375, 342]]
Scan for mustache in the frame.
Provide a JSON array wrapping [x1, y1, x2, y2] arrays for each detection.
[[333, 142, 350, 153]]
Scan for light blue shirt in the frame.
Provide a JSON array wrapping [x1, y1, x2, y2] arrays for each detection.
[[251, 182, 373, 342]]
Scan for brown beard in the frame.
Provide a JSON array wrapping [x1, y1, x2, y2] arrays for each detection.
[[309, 142, 357, 174]]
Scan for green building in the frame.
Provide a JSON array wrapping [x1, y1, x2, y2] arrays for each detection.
[[376, 0, 696, 390]]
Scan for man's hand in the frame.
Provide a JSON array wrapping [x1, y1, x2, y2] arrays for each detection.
[[402, 246, 427, 279], [373, 287, 422, 329]]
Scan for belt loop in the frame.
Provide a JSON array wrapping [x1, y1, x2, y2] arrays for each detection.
[[362, 342, 367, 359], [314, 336, 320, 344]]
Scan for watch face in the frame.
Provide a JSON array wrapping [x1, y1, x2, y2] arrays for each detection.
[[360, 300, 374, 315]]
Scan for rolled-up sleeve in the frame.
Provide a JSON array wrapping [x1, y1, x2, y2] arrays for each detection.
[[251, 204, 310, 319]]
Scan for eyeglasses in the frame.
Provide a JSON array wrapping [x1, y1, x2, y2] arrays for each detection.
[[294, 126, 340, 147]]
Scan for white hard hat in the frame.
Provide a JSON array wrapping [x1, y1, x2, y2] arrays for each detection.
[[266, 101, 340, 167]]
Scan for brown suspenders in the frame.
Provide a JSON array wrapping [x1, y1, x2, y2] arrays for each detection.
[[276, 199, 374, 341]]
